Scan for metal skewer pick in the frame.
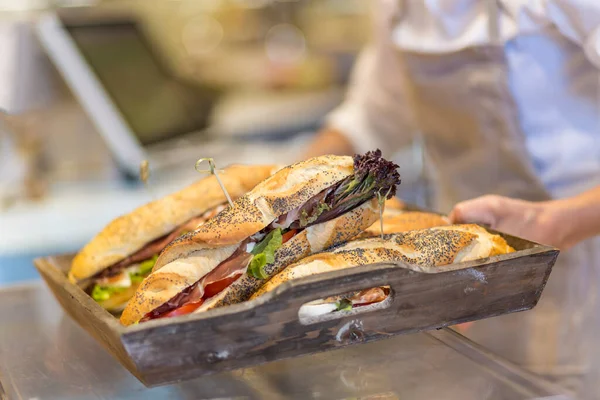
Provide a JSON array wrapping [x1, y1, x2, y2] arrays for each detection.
[[376, 187, 393, 240], [195, 158, 234, 207]]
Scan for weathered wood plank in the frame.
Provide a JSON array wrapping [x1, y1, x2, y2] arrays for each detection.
[[34, 257, 138, 375], [34, 230, 559, 387]]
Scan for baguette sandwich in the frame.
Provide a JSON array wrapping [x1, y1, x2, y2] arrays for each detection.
[[251, 224, 515, 312], [69, 164, 276, 312], [120, 150, 401, 325]]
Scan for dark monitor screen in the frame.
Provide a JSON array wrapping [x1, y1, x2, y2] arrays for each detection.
[[65, 20, 214, 146]]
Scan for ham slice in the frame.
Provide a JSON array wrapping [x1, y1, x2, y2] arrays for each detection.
[[350, 287, 389, 307], [271, 207, 301, 230]]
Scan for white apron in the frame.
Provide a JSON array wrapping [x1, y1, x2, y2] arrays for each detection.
[[392, 2, 600, 397]]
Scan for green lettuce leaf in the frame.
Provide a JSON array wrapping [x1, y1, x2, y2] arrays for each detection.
[[248, 229, 283, 279], [130, 254, 159, 284], [91, 285, 126, 302], [299, 203, 331, 227], [248, 254, 269, 279], [292, 150, 401, 229], [335, 298, 353, 312], [92, 255, 159, 301], [130, 274, 145, 284], [139, 254, 159, 275]]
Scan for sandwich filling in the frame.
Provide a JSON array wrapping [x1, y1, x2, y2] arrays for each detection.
[[89, 204, 227, 306], [334, 287, 390, 311], [299, 287, 390, 319], [140, 150, 401, 322]]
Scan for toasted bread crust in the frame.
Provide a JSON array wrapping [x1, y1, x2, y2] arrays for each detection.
[[252, 224, 514, 297], [153, 155, 354, 269], [69, 165, 275, 283], [431, 224, 515, 258]]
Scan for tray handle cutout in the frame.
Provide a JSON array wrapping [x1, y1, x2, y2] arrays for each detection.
[[298, 285, 392, 326], [261, 262, 406, 313]]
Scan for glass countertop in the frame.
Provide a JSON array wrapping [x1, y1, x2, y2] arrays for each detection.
[[0, 282, 570, 400]]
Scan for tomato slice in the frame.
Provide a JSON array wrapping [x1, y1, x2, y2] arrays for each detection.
[[351, 287, 390, 308], [157, 273, 244, 319], [204, 273, 242, 299], [162, 300, 204, 318], [282, 229, 298, 243]]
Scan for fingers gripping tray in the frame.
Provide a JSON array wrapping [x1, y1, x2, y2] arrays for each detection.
[[35, 230, 558, 387]]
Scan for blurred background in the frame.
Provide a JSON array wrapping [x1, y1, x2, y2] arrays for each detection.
[[0, 0, 426, 285]]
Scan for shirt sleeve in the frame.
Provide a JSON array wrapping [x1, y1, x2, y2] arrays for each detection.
[[502, 0, 600, 69], [325, 0, 416, 156]]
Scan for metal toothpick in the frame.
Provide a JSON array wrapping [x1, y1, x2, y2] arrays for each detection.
[[376, 187, 393, 239], [195, 158, 234, 207], [139, 160, 156, 200]]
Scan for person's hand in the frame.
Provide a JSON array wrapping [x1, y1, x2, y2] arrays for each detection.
[[449, 195, 573, 250]]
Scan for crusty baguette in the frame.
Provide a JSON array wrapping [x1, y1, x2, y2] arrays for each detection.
[[195, 198, 380, 313], [152, 155, 354, 270], [120, 155, 363, 325], [251, 224, 514, 298], [69, 164, 276, 283], [120, 198, 379, 325], [360, 211, 450, 238]]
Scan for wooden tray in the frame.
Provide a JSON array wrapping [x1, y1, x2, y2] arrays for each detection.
[[35, 231, 558, 387]]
